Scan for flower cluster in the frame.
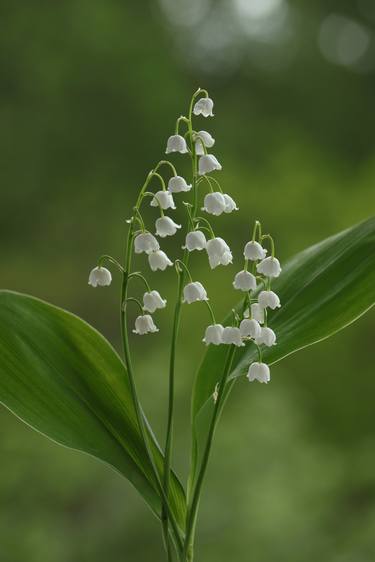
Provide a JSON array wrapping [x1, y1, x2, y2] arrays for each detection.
[[88, 89, 281, 384]]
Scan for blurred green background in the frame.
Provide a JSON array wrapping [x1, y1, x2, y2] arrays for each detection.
[[1, 1, 375, 561]]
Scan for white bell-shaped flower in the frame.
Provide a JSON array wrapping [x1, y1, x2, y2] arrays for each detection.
[[247, 362, 270, 383], [258, 290, 281, 310], [143, 290, 167, 313], [183, 281, 208, 304], [88, 266, 112, 287], [193, 97, 214, 117], [202, 324, 224, 345], [194, 130, 215, 155], [155, 216, 182, 238], [256, 257, 282, 278], [168, 175, 192, 193], [223, 194, 239, 213], [148, 250, 173, 272], [256, 327, 276, 347], [244, 240, 267, 261], [166, 134, 188, 154], [134, 232, 160, 255], [251, 303, 265, 324], [133, 314, 159, 335], [150, 190, 176, 210], [198, 154, 222, 175], [221, 326, 244, 347], [206, 237, 233, 269], [239, 318, 261, 339], [202, 192, 226, 216], [182, 230, 207, 251], [233, 270, 257, 292]]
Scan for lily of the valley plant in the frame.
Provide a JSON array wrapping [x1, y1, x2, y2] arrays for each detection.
[[0, 89, 374, 562]]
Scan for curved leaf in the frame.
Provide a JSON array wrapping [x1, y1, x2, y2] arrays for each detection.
[[190, 217, 375, 491], [0, 291, 185, 530]]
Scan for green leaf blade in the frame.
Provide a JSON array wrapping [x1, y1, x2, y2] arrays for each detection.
[[190, 217, 375, 490], [0, 291, 186, 529]]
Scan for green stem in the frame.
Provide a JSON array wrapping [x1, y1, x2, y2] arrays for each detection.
[[183, 346, 237, 560], [121, 224, 184, 557], [162, 92, 199, 558]]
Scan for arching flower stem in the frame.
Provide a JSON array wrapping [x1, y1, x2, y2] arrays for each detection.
[[204, 300, 216, 324], [142, 192, 165, 216], [261, 233, 276, 257], [128, 271, 151, 292], [98, 255, 125, 273], [174, 259, 193, 283], [193, 216, 215, 238], [123, 296, 144, 314], [153, 159, 177, 177]]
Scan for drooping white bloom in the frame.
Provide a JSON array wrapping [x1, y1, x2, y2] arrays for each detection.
[[88, 266, 112, 287], [168, 175, 192, 193], [203, 324, 224, 345], [223, 194, 239, 214], [155, 216, 182, 238], [247, 362, 270, 383], [182, 230, 207, 251], [133, 314, 159, 335], [244, 240, 267, 261], [257, 257, 282, 278], [193, 97, 214, 117], [251, 303, 265, 324], [198, 154, 222, 175], [150, 190, 176, 210], [148, 250, 173, 272], [194, 130, 215, 155], [258, 290, 281, 310], [206, 237, 233, 269], [239, 318, 261, 339], [183, 281, 208, 304], [221, 326, 244, 347], [166, 134, 188, 154], [143, 290, 167, 313], [256, 327, 276, 347], [233, 270, 257, 292], [134, 232, 160, 255], [202, 192, 226, 216]]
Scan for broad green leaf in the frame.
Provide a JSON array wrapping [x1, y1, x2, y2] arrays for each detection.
[[190, 217, 375, 492], [0, 291, 185, 530]]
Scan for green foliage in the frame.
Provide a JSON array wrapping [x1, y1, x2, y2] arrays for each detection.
[[190, 217, 375, 493], [0, 291, 186, 532]]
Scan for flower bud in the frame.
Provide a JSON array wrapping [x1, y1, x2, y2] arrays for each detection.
[[183, 281, 208, 304], [148, 250, 173, 272], [134, 232, 160, 255], [155, 216, 182, 237], [182, 231, 207, 251], [166, 134, 188, 154], [233, 270, 257, 292], [198, 154, 222, 175], [256, 257, 282, 278], [202, 324, 224, 345], [247, 362, 270, 383], [258, 290, 281, 310], [150, 190, 176, 210], [194, 130, 215, 155], [256, 327, 276, 347], [88, 266, 112, 287], [202, 192, 226, 216], [143, 290, 167, 313], [250, 303, 264, 324], [223, 194, 239, 213], [239, 318, 261, 339], [168, 176, 192, 193], [243, 241, 267, 261], [133, 314, 159, 335], [221, 326, 244, 347], [206, 237, 233, 269], [193, 97, 214, 117]]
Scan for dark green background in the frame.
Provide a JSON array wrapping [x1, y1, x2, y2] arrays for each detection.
[[1, 1, 375, 561]]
